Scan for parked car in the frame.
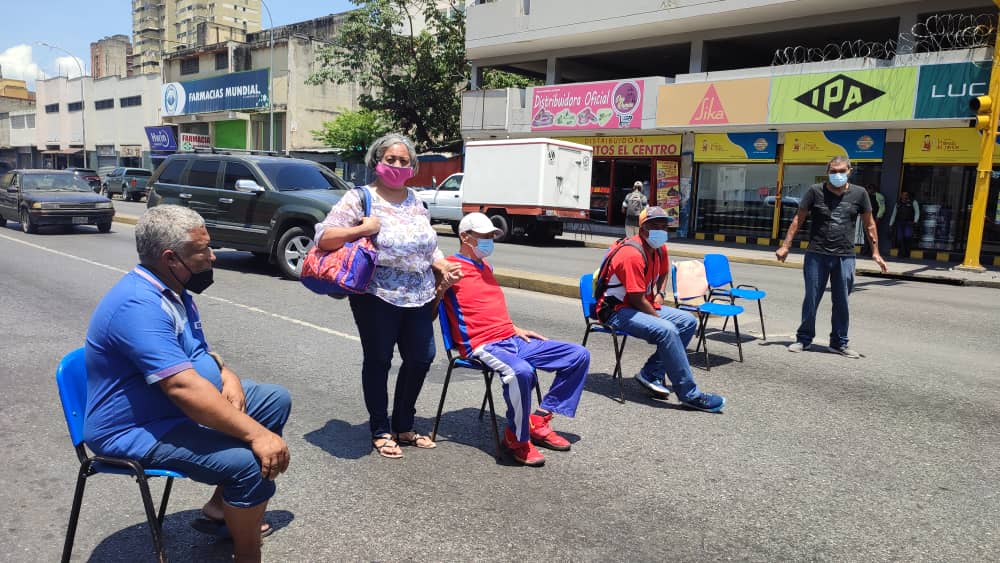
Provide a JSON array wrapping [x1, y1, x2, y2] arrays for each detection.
[[102, 167, 153, 201], [147, 152, 352, 279], [97, 166, 117, 184], [64, 168, 102, 192], [415, 172, 464, 233], [0, 170, 114, 233]]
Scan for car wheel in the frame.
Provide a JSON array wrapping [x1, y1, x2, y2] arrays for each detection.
[[128, 192, 139, 202], [20, 208, 37, 234], [450, 221, 460, 235], [275, 225, 314, 280], [97, 222, 112, 233], [101, 184, 110, 198], [489, 212, 510, 243]]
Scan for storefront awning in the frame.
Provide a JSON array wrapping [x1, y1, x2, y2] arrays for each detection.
[[41, 148, 84, 155]]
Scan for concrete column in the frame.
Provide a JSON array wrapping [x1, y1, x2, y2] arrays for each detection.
[[470, 64, 483, 90], [689, 39, 705, 74], [545, 57, 561, 85], [896, 12, 919, 55]]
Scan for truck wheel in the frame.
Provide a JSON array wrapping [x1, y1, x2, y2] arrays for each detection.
[[489, 213, 510, 242], [275, 225, 314, 280]]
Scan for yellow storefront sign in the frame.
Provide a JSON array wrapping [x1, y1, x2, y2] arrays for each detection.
[[694, 133, 778, 162], [783, 130, 885, 163], [557, 135, 682, 158], [903, 128, 1000, 164]]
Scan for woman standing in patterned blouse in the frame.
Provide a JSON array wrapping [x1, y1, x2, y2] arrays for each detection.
[[315, 134, 462, 459]]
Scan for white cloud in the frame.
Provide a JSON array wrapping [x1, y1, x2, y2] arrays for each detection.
[[0, 44, 42, 87], [54, 55, 85, 78]]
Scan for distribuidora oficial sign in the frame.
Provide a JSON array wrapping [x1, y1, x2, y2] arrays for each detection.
[[162, 69, 269, 116]]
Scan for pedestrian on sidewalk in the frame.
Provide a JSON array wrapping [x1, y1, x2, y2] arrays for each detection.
[[862, 183, 885, 256], [622, 181, 648, 237], [314, 133, 462, 459], [889, 191, 920, 258], [598, 206, 726, 412], [438, 213, 590, 467], [776, 156, 887, 359]]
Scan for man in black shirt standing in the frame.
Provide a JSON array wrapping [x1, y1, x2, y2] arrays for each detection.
[[776, 156, 888, 358]]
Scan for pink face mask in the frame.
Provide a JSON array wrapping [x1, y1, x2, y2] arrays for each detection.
[[375, 162, 414, 188]]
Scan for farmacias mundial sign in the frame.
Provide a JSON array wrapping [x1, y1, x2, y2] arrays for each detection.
[[161, 69, 269, 116]]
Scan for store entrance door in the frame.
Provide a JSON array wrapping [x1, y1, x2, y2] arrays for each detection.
[[611, 159, 651, 224]]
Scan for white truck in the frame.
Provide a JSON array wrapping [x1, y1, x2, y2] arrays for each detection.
[[461, 138, 592, 242]]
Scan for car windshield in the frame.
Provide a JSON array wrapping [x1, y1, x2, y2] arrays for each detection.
[[23, 174, 93, 192], [257, 162, 351, 192]]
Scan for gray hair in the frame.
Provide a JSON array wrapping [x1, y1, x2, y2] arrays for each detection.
[[364, 133, 419, 174], [827, 155, 852, 171], [136, 205, 205, 266]]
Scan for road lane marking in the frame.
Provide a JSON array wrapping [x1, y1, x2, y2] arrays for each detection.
[[0, 232, 360, 342]]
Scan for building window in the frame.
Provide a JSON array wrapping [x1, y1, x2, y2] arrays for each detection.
[[95, 98, 114, 110], [67, 102, 83, 112], [180, 57, 200, 75], [26, 114, 34, 128], [11, 115, 24, 129], [45, 103, 59, 114], [119, 95, 142, 108], [215, 51, 228, 70]]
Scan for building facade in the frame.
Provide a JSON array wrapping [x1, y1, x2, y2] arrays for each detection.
[[132, 0, 262, 75], [35, 74, 162, 169], [158, 13, 365, 173], [91, 35, 134, 79], [462, 0, 1000, 264], [0, 91, 37, 169]]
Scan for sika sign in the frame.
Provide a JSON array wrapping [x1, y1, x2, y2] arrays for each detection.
[[656, 78, 770, 127], [531, 79, 644, 131]]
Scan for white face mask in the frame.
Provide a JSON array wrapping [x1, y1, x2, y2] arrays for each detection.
[[828, 172, 849, 188], [644, 229, 669, 248]]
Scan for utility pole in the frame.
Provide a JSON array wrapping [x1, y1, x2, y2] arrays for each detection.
[[261, 0, 275, 153], [961, 4, 1000, 272], [38, 42, 87, 168]]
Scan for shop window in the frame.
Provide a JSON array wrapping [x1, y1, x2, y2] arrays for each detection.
[[780, 163, 882, 242], [901, 165, 974, 252], [589, 159, 612, 223], [120, 95, 142, 108], [695, 163, 779, 237], [94, 99, 114, 110]]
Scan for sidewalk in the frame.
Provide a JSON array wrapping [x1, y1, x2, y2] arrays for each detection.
[[111, 213, 1000, 293]]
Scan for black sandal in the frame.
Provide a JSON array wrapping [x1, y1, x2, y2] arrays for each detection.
[[372, 434, 403, 459], [394, 431, 437, 449]]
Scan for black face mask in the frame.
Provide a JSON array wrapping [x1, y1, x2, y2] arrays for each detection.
[[175, 256, 214, 294]]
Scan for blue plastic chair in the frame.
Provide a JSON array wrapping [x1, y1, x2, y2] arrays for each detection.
[[671, 261, 745, 370], [704, 253, 767, 340], [430, 302, 540, 460], [578, 273, 629, 403], [56, 347, 187, 563]]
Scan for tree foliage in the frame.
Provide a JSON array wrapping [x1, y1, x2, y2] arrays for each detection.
[[481, 68, 543, 90], [312, 109, 390, 163], [309, 0, 466, 150]]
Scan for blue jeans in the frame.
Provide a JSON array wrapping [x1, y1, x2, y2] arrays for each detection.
[[472, 337, 590, 442], [141, 380, 292, 508], [607, 306, 702, 402], [797, 252, 855, 348], [349, 293, 436, 437]]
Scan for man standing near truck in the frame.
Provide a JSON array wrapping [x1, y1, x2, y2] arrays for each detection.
[[622, 181, 648, 236]]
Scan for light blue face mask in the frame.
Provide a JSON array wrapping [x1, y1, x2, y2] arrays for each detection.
[[473, 237, 494, 258], [828, 172, 849, 188], [644, 229, 669, 248]]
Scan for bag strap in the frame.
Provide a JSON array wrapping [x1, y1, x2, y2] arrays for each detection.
[[357, 187, 372, 217]]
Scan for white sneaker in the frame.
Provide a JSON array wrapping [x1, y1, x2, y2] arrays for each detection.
[[635, 371, 671, 398], [787, 342, 811, 353]]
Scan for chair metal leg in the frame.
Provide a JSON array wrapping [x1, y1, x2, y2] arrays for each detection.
[[581, 326, 591, 347], [734, 315, 743, 362], [61, 464, 90, 563], [701, 315, 711, 371], [533, 371, 542, 404], [431, 364, 456, 441], [483, 376, 503, 460], [157, 477, 174, 528], [757, 300, 766, 340], [478, 371, 494, 420], [610, 332, 626, 403], [136, 472, 168, 563]]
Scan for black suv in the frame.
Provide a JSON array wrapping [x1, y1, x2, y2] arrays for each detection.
[[147, 153, 351, 279]]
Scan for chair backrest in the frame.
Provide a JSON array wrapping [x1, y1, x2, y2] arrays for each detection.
[[672, 260, 709, 305], [578, 273, 597, 319], [703, 254, 734, 289], [55, 347, 88, 448], [437, 301, 459, 360]]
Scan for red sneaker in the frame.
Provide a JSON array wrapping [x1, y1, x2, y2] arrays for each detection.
[[529, 412, 571, 451], [503, 428, 545, 466]]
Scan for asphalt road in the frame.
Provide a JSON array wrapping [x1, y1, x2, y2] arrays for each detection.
[[1, 221, 998, 562]]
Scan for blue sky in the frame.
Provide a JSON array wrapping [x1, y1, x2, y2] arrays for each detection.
[[1, 0, 357, 88]]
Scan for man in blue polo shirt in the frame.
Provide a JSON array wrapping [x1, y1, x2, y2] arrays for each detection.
[[85, 205, 291, 562]]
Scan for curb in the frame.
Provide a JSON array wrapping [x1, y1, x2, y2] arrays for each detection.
[[113, 214, 138, 226]]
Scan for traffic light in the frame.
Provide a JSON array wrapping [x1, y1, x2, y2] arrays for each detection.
[[970, 95, 993, 129]]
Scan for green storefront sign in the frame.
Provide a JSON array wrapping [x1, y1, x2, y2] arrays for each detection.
[[914, 62, 991, 119], [769, 67, 917, 123]]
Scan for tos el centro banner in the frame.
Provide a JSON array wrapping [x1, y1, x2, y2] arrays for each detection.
[[558, 135, 682, 158], [769, 67, 917, 124], [162, 69, 269, 116], [531, 79, 644, 131]]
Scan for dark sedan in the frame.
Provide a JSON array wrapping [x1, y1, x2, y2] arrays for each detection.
[[64, 167, 102, 192], [0, 170, 115, 233]]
